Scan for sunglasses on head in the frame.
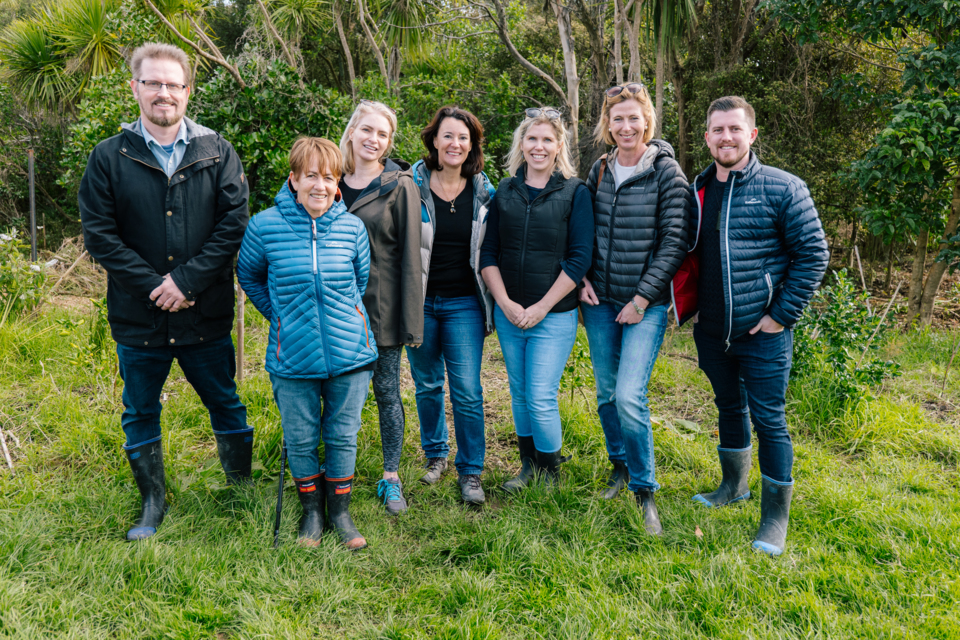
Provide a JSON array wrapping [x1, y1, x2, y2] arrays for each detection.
[[360, 99, 397, 114], [605, 83, 646, 98], [525, 107, 562, 120]]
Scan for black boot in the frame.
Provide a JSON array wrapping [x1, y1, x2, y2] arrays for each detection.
[[295, 473, 325, 547], [213, 428, 254, 485], [535, 449, 571, 488], [752, 475, 793, 556], [125, 440, 168, 541], [602, 460, 629, 499], [325, 478, 367, 550], [693, 446, 752, 508], [634, 489, 663, 535], [502, 435, 537, 494]]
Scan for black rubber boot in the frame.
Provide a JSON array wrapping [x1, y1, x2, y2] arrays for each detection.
[[535, 449, 571, 488], [502, 435, 537, 494], [693, 446, 752, 508], [325, 478, 367, 550], [295, 473, 325, 547], [213, 428, 254, 485], [634, 489, 663, 535], [752, 475, 793, 556], [602, 460, 629, 499], [125, 440, 168, 541]]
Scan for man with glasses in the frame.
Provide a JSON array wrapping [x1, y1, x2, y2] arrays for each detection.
[[79, 42, 251, 541]]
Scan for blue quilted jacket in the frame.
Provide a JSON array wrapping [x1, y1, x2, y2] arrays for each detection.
[[690, 152, 829, 344], [237, 182, 378, 379]]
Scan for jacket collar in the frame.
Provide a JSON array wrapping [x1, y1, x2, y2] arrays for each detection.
[[696, 150, 761, 187], [608, 139, 673, 183], [275, 180, 347, 235], [119, 116, 220, 172], [510, 164, 566, 200], [412, 160, 493, 206]]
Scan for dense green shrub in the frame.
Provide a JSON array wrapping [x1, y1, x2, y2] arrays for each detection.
[[0, 227, 49, 325]]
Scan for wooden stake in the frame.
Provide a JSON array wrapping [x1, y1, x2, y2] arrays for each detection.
[[0, 429, 14, 473], [853, 245, 873, 316], [856, 281, 902, 368], [236, 285, 245, 383]]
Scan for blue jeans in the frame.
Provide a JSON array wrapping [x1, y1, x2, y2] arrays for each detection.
[[693, 324, 794, 484], [269, 369, 373, 481], [116, 336, 248, 449], [582, 302, 668, 492], [494, 304, 578, 453], [406, 295, 487, 476]]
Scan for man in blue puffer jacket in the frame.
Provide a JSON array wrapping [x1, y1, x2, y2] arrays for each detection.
[[687, 96, 829, 556]]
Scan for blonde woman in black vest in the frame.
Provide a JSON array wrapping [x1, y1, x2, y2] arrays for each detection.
[[479, 108, 594, 492]]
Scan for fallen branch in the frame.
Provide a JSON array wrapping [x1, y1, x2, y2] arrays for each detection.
[[856, 280, 902, 369], [49, 250, 88, 296], [0, 429, 13, 473]]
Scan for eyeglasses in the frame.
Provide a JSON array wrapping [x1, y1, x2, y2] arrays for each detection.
[[605, 83, 646, 98], [137, 79, 188, 95], [525, 107, 562, 120], [360, 99, 397, 114]]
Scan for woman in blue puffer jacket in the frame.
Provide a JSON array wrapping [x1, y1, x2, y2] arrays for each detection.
[[237, 137, 377, 551]]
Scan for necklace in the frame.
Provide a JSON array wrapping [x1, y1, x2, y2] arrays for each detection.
[[436, 176, 465, 214]]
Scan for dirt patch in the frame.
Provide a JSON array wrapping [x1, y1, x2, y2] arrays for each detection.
[[46, 295, 95, 314]]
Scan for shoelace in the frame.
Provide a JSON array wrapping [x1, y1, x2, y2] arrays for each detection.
[[427, 459, 445, 472], [377, 479, 403, 503], [462, 475, 481, 490]]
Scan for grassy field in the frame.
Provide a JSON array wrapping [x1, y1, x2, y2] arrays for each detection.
[[0, 299, 958, 639]]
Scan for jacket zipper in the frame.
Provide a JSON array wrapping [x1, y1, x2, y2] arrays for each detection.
[[276, 318, 282, 360], [516, 178, 562, 305], [723, 174, 737, 350], [356, 306, 371, 348], [765, 273, 774, 309], [312, 221, 331, 372]]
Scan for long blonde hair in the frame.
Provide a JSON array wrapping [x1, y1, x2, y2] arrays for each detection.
[[504, 108, 576, 179], [593, 85, 657, 146], [339, 100, 398, 175]]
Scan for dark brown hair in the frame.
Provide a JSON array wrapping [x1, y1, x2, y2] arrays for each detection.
[[420, 106, 485, 176], [706, 96, 756, 130]]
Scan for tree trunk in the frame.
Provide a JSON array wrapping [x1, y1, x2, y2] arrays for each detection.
[[612, 0, 624, 85], [848, 216, 859, 269], [626, 0, 642, 82], [918, 173, 960, 326], [334, 8, 356, 101], [674, 57, 689, 175], [553, 0, 580, 173], [884, 241, 895, 291], [655, 41, 664, 138], [356, 0, 389, 90], [907, 227, 928, 324], [387, 45, 402, 93]]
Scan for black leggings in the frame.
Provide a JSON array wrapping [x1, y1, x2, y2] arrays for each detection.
[[372, 346, 405, 473]]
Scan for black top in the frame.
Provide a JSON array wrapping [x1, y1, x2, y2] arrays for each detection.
[[338, 179, 364, 210], [697, 175, 727, 339], [427, 180, 476, 298], [479, 183, 594, 287]]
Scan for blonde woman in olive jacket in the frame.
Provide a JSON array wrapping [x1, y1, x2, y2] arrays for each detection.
[[339, 100, 423, 519]]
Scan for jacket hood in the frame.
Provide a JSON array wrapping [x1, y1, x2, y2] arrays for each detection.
[[608, 139, 676, 177], [274, 179, 347, 233]]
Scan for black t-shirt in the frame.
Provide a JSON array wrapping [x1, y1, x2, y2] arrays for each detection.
[[427, 180, 476, 298], [697, 175, 727, 339], [338, 179, 364, 210]]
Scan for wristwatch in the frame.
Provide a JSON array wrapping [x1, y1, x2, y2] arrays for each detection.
[[631, 300, 645, 316]]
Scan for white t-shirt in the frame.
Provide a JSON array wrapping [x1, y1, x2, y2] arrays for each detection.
[[612, 159, 637, 190]]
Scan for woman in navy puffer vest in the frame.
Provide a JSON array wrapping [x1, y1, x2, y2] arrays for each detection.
[[580, 84, 691, 536], [237, 138, 376, 551]]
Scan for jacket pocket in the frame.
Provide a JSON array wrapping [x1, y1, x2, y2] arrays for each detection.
[[196, 277, 235, 320], [764, 273, 774, 309], [107, 282, 157, 329]]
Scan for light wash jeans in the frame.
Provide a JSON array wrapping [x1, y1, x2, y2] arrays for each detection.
[[269, 368, 373, 481], [581, 302, 668, 492], [494, 304, 578, 454], [406, 295, 487, 476]]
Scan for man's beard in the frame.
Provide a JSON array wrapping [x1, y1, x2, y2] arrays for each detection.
[[144, 100, 184, 128], [713, 146, 749, 168]]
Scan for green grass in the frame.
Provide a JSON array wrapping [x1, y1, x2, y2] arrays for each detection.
[[0, 304, 958, 639]]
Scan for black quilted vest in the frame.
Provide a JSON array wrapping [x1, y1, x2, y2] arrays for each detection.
[[495, 168, 582, 313]]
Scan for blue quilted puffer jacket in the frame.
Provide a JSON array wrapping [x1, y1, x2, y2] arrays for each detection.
[[237, 182, 378, 379], [690, 152, 829, 345]]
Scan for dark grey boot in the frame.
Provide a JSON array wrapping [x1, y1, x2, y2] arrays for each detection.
[[325, 478, 367, 550], [535, 449, 571, 488], [125, 439, 168, 541], [752, 475, 793, 556], [502, 435, 537, 494], [295, 473, 325, 547], [693, 446, 752, 507], [602, 460, 629, 499], [634, 489, 663, 535], [213, 428, 254, 485]]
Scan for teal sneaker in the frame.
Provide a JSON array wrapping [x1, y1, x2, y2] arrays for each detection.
[[377, 478, 408, 516]]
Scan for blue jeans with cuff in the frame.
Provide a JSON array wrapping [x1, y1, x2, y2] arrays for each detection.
[[406, 295, 487, 476], [693, 324, 794, 484], [582, 302, 668, 492], [494, 304, 578, 454], [117, 335, 248, 449], [269, 368, 373, 481]]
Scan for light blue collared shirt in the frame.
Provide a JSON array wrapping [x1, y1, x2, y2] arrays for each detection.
[[140, 117, 189, 177]]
